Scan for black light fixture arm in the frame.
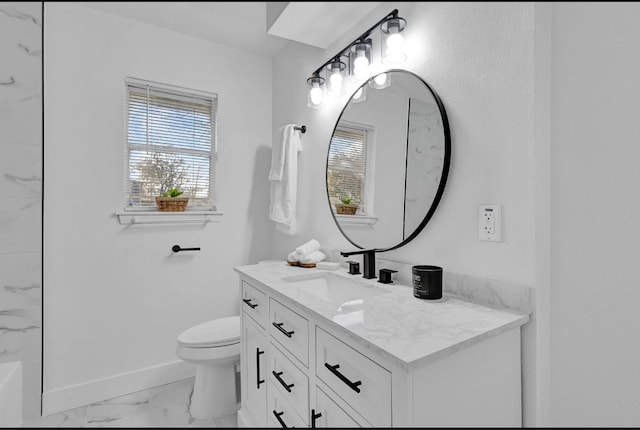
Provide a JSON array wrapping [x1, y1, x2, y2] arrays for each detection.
[[310, 9, 399, 77]]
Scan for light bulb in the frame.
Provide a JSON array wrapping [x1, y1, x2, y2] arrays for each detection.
[[353, 50, 369, 79], [309, 83, 323, 106], [382, 18, 407, 65], [329, 70, 343, 91], [386, 30, 404, 52], [374, 73, 387, 86]]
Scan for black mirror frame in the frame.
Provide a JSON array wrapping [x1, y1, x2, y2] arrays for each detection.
[[325, 69, 451, 252]]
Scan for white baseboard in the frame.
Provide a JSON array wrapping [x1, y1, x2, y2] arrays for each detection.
[[42, 360, 195, 416]]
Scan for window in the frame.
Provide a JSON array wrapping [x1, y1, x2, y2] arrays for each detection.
[[327, 122, 374, 215], [124, 77, 217, 211]]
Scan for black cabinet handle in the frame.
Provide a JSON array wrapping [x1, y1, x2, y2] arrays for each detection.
[[272, 322, 294, 338], [324, 363, 362, 393], [272, 370, 295, 393], [311, 409, 322, 428], [273, 410, 288, 428], [242, 298, 258, 309], [256, 348, 265, 389]]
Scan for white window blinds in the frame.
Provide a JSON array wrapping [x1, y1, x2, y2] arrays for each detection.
[[327, 125, 367, 208], [124, 78, 217, 209]]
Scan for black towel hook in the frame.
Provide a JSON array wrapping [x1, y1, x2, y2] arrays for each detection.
[[294, 125, 306, 133]]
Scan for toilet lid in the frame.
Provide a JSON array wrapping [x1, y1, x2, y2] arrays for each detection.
[[177, 315, 240, 348]]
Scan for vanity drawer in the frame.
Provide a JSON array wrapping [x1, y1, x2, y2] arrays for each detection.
[[267, 381, 307, 428], [315, 327, 391, 427], [269, 298, 309, 367], [268, 341, 309, 422], [242, 281, 267, 329]]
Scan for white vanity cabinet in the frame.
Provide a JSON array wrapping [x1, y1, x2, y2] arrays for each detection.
[[240, 281, 268, 425], [236, 265, 528, 428]]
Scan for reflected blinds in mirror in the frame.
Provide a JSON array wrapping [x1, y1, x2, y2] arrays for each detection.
[[327, 125, 367, 208]]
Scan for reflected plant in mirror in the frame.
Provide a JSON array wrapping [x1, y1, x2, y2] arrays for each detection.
[[325, 69, 451, 251]]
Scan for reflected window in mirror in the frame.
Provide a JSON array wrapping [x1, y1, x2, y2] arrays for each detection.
[[327, 121, 376, 217]]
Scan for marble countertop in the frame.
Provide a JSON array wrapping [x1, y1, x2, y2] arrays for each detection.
[[234, 261, 529, 370]]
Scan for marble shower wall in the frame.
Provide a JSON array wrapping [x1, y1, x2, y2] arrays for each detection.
[[0, 1, 43, 421]]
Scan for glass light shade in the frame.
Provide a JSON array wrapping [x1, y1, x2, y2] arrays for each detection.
[[351, 85, 367, 103], [326, 59, 346, 95], [381, 17, 407, 65], [369, 72, 391, 90], [307, 75, 325, 108], [350, 39, 372, 81]]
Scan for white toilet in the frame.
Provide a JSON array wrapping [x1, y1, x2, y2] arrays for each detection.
[[175, 315, 241, 420]]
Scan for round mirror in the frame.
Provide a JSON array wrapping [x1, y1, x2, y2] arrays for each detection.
[[325, 69, 451, 251]]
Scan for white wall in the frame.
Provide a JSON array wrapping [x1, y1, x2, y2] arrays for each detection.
[[271, 0, 537, 424], [43, 3, 272, 412], [548, 3, 640, 426]]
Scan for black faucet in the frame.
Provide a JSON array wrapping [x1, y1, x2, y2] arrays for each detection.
[[340, 249, 377, 279]]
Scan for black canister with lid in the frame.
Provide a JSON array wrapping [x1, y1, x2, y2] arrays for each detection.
[[412, 265, 443, 300]]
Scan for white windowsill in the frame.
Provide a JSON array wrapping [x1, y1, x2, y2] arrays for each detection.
[[116, 209, 224, 225], [335, 214, 378, 225]]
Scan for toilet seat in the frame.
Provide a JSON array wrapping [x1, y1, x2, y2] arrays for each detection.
[[177, 315, 240, 348]]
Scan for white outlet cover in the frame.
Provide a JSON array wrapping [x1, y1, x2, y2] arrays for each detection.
[[479, 205, 502, 242]]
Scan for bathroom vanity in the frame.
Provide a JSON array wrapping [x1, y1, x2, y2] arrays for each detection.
[[235, 261, 529, 428]]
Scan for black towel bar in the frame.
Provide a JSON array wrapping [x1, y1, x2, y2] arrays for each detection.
[[172, 245, 200, 253]]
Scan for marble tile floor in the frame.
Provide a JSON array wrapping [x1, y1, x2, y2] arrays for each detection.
[[22, 377, 238, 428]]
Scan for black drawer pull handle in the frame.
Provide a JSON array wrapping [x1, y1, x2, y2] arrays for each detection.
[[272, 322, 294, 338], [273, 410, 288, 428], [311, 409, 322, 428], [242, 298, 258, 309], [256, 348, 265, 389], [324, 363, 362, 393], [272, 370, 295, 392]]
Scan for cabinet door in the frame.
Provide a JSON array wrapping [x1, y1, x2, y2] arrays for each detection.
[[313, 386, 361, 428], [242, 315, 268, 426]]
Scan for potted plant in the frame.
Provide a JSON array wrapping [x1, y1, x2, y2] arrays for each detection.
[[155, 187, 189, 212], [335, 196, 358, 215]]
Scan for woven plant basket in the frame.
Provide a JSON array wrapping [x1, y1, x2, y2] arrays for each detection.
[[155, 196, 189, 212], [335, 203, 358, 215]]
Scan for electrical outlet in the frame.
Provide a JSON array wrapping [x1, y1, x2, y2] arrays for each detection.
[[479, 205, 502, 242]]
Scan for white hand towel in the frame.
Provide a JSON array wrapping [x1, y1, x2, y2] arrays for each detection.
[[269, 124, 303, 236], [269, 125, 290, 181], [295, 239, 320, 256], [300, 251, 326, 265]]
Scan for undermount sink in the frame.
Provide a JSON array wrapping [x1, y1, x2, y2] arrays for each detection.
[[281, 271, 389, 304]]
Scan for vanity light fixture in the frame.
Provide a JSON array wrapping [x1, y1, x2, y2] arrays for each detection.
[[307, 73, 325, 108], [380, 15, 407, 64], [305, 9, 406, 108], [327, 57, 346, 95], [350, 39, 372, 80]]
